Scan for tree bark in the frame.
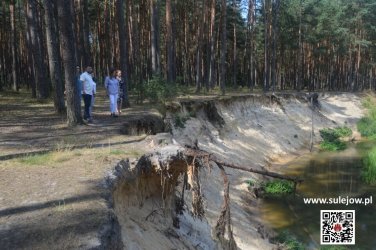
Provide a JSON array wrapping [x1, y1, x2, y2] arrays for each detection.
[[116, 0, 130, 107], [271, 0, 280, 92], [27, 0, 49, 99], [166, 0, 175, 83], [82, 0, 92, 66], [10, 0, 17, 91], [208, 0, 216, 89], [263, 0, 270, 92], [150, 0, 160, 75], [220, 0, 227, 95], [43, 0, 66, 114], [57, 0, 82, 126]]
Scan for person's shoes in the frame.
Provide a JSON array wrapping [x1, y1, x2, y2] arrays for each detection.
[[113, 114, 118, 118], [87, 118, 93, 123]]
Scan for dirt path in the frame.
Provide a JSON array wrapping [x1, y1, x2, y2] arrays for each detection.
[[0, 89, 158, 249]]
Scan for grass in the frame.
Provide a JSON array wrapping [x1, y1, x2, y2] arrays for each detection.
[[18, 153, 54, 166], [362, 147, 376, 184], [357, 95, 376, 138], [272, 230, 305, 250], [261, 180, 295, 195], [17, 150, 75, 166], [109, 149, 124, 155], [319, 126, 352, 151], [319, 140, 346, 151]]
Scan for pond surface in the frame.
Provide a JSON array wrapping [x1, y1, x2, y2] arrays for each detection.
[[261, 141, 376, 250]]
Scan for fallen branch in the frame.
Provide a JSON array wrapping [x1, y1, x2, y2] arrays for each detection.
[[183, 148, 303, 185]]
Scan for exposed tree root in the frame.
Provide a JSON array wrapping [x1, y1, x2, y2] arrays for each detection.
[[214, 163, 237, 250], [109, 145, 303, 249]]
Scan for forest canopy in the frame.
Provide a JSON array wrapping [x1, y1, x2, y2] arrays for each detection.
[[0, 0, 375, 124]]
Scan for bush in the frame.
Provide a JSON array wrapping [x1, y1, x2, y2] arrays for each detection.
[[362, 147, 376, 184], [319, 127, 351, 151], [357, 96, 376, 138], [320, 140, 346, 151], [357, 117, 376, 137], [145, 76, 178, 103], [173, 114, 189, 129], [261, 180, 295, 195], [319, 127, 352, 141]]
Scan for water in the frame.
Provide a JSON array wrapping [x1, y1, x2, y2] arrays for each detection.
[[261, 141, 376, 250]]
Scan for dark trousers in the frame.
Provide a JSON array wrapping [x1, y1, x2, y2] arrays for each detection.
[[82, 94, 92, 120]]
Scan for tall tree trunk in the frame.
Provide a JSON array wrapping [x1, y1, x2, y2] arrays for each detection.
[[166, 0, 175, 83], [116, 0, 130, 107], [208, 0, 216, 89], [57, 0, 82, 126], [27, 0, 49, 99], [247, 0, 255, 90], [150, 0, 160, 75], [232, 0, 237, 89], [24, 1, 36, 97], [220, 0, 227, 95], [195, 0, 206, 93], [297, 0, 302, 91], [263, 0, 270, 92], [271, 0, 280, 92], [10, 0, 17, 91], [82, 0, 92, 66], [43, 0, 66, 114], [75, 0, 84, 67]]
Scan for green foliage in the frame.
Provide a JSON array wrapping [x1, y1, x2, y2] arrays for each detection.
[[145, 76, 178, 104], [246, 179, 255, 187], [19, 153, 53, 166], [357, 117, 376, 137], [319, 127, 351, 151], [173, 114, 189, 129], [261, 180, 295, 195], [272, 230, 305, 250], [109, 149, 124, 155], [319, 127, 352, 141], [362, 147, 376, 184], [357, 97, 376, 137], [320, 140, 346, 151]]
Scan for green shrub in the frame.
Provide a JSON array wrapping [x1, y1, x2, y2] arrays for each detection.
[[320, 140, 346, 151], [319, 127, 352, 141], [145, 76, 178, 103], [362, 147, 376, 184], [357, 96, 376, 138], [273, 231, 305, 250], [357, 117, 376, 137], [174, 115, 189, 128], [261, 180, 295, 195], [319, 127, 351, 151]]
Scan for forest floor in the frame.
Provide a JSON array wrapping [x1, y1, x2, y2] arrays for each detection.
[[0, 88, 161, 249]]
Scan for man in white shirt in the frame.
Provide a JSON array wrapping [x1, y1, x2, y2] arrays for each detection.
[[80, 66, 95, 122]]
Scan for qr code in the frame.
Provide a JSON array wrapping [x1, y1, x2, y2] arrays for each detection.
[[321, 210, 355, 245]]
